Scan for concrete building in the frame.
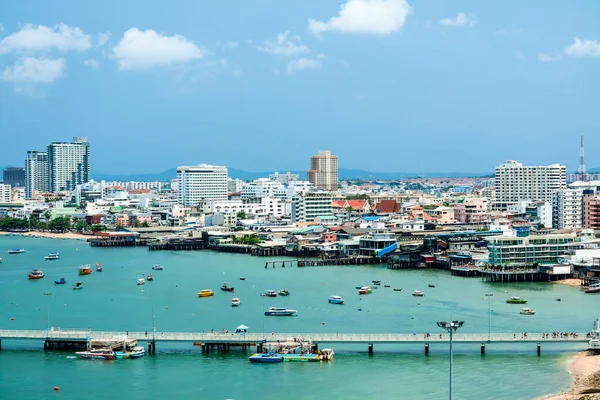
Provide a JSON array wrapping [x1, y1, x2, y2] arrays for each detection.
[[583, 192, 600, 230], [177, 164, 228, 206], [47, 137, 91, 192], [453, 198, 490, 224], [227, 178, 245, 193], [307, 150, 338, 191], [494, 160, 566, 210], [3, 167, 25, 187], [552, 188, 584, 229], [241, 178, 284, 199], [0, 184, 11, 203], [517, 201, 552, 229], [25, 151, 49, 199], [270, 171, 299, 185], [291, 192, 333, 223]]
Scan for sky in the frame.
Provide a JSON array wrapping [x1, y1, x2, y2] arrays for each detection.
[[0, 0, 599, 175]]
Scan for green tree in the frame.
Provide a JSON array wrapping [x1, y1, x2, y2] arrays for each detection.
[[141, 221, 150, 228], [236, 210, 247, 219], [90, 224, 107, 232]]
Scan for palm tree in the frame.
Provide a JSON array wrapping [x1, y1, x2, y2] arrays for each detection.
[[43, 210, 52, 231]]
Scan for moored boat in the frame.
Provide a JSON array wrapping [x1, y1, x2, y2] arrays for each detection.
[[412, 290, 424, 297], [137, 278, 145, 285], [221, 282, 234, 292], [116, 346, 146, 359], [393, 288, 403, 292], [76, 348, 116, 360], [231, 297, 241, 307], [585, 282, 600, 294], [428, 284, 436, 288], [328, 295, 344, 304], [520, 307, 536, 315], [78, 265, 92, 275], [147, 273, 153, 281], [198, 289, 214, 297], [281, 353, 323, 362], [321, 348, 335, 361], [45, 252, 60, 260], [96, 262, 102, 272], [372, 280, 381, 286], [73, 281, 84, 290], [264, 306, 297, 316], [263, 290, 277, 297], [54, 277, 67, 285], [278, 289, 290, 296], [152, 264, 163, 270], [8, 248, 25, 254], [506, 296, 528, 304], [249, 353, 283, 363], [28, 269, 44, 279], [358, 286, 372, 295]]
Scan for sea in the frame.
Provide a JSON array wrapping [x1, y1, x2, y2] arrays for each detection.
[[0, 235, 596, 400]]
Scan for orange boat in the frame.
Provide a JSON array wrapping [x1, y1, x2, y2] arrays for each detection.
[[28, 269, 45, 279], [78, 265, 92, 275]]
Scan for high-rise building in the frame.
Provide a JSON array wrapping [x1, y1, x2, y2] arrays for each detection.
[[2, 167, 25, 187], [25, 151, 49, 199], [291, 191, 333, 223], [47, 137, 91, 192], [584, 191, 600, 230], [494, 160, 566, 210], [552, 188, 584, 229], [307, 150, 338, 191], [177, 164, 228, 206], [0, 184, 11, 203]]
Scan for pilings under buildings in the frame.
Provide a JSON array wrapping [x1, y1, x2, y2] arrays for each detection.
[[297, 256, 383, 267], [148, 239, 208, 251], [89, 238, 150, 248]]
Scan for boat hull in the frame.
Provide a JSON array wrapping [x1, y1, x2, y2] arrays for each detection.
[[329, 300, 344, 304], [249, 354, 283, 363], [264, 311, 297, 316], [28, 274, 44, 279], [281, 354, 322, 362]]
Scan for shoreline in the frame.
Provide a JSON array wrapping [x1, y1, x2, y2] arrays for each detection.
[[0, 231, 91, 241], [539, 352, 600, 400], [552, 278, 584, 288]]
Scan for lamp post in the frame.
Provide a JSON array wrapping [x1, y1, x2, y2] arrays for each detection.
[[437, 320, 465, 400]]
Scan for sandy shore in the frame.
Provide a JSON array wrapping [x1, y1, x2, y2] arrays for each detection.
[[539, 352, 600, 400], [552, 278, 584, 288], [0, 231, 91, 240]]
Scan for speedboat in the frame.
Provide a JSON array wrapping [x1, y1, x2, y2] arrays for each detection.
[[8, 249, 25, 254], [96, 262, 102, 272], [54, 277, 67, 285], [555, 297, 562, 301], [147, 273, 153, 281], [506, 296, 528, 304], [321, 348, 335, 361], [78, 265, 92, 275], [264, 290, 277, 297], [152, 264, 163, 270], [231, 297, 241, 307], [28, 269, 45, 279], [116, 346, 146, 359], [221, 282, 234, 292], [278, 289, 290, 296], [264, 306, 297, 316], [329, 295, 344, 304], [73, 281, 84, 290], [358, 286, 372, 295], [249, 353, 283, 363], [412, 290, 424, 297], [137, 278, 145, 286], [44, 252, 60, 260], [520, 308, 536, 315], [76, 348, 116, 360], [585, 282, 600, 294], [198, 289, 214, 297]]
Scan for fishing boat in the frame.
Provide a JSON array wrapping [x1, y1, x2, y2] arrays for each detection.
[[321, 348, 335, 361], [428, 284, 436, 288], [231, 297, 241, 307], [137, 278, 145, 285], [263, 290, 277, 297], [520, 308, 536, 315], [28, 269, 44, 279], [73, 281, 84, 290], [96, 262, 102, 272], [116, 346, 146, 359], [44, 252, 60, 260], [249, 353, 283, 363], [198, 289, 214, 297], [54, 277, 66, 285], [264, 306, 297, 316], [412, 290, 424, 297], [76, 348, 116, 360], [240, 277, 246, 280], [393, 288, 403, 292], [152, 264, 163, 270], [384, 284, 391, 288], [147, 273, 153, 281], [221, 282, 234, 292], [278, 289, 290, 296], [585, 282, 600, 294], [328, 295, 345, 304], [506, 296, 528, 304], [372, 280, 381, 286], [8, 248, 25, 254], [78, 265, 92, 275]]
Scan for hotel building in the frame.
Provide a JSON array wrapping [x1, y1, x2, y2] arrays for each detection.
[[307, 150, 338, 191], [177, 164, 228, 206], [47, 137, 91, 192]]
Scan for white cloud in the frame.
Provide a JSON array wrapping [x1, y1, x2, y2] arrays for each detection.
[[226, 41, 238, 48], [3, 57, 64, 83], [537, 53, 560, 63], [112, 28, 204, 70], [257, 32, 310, 56], [287, 54, 326, 73], [563, 37, 600, 58], [84, 59, 99, 68], [96, 32, 110, 48], [0, 23, 91, 54], [308, 0, 412, 36], [440, 12, 478, 28]]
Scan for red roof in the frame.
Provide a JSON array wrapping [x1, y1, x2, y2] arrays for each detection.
[[332, 200, 346, 208], [346, 200, 368, 210], [423, 212, 436, 221], [376, 200, 400, 214]]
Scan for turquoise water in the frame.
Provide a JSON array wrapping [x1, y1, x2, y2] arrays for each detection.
[[0, 236, 594, 399]]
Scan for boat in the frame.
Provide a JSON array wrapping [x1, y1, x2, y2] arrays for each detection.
[[264, 306, 297, 316], [221, 282, 234, 292], [506, 296, 528, 304], [412, 290, 424, 297], [75, 348, 116, 360], [147, 273, 153, 281], [231, 297, 241, 307], [278, 289, 290, 296], [152, 264, 163, 270], [137, 278, 145, 285], [44, 252, 60, 260], [358, 286, 372, 294], [54, 277, 66, 285], [372, 280, 381, 286], [428, 284, 436, 288], [321, 348, 335, 361], [240, 277, 246, 280], [264, 290, 277, 297], [585, 282, 600, 294], [44, 292, 52, 295], [96, 262, 102, 272], [520, 308, 536, 315], [249, 353, 284, 363], [28, 269, 44, 279], [8, 249, 25, 254], [73, 281, 84, 290], [116, 346, 146, 359], [328, 295, 345, 304], [393, 288, 403, 292], [555, 297, 562, 301], [384, 284, 391, 288], [281, 353, 323, 362], [78, 265, 92, 275], [198, 289, 214, 297]]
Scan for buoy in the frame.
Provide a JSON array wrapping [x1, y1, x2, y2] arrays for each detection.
[[322, 322, 325, 325], [10, 317, 14, 320], [54, 386, 60, 391]]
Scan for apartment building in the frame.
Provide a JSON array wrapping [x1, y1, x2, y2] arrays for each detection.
[[24, 151, 49, 198], [177, 164, 228, 206], [0, 184, 11, 203], [291, 191, 333, 223], [552, 188, 584, 229], [307, 150, 338, 191], [583, 191, 600, 230]]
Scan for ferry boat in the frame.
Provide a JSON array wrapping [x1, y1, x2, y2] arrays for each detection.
[[44, 252, 60, 260], [198, 289, 214, 297], [78, 265, 92, 275], [73, 281, 84, 290], [76, 348, 116, 360], [96, 262, 102, 272], [585, 282, 600, 294], [264, 290, 277, 297], [8, 249, 25, 254], [221, 282, 234, 292], [520, 308, 536, 315], [506, 296, 528, 304], [264, 306, 297, 316], [147, 273, 153, 281], [137, 278, 145, 285], [152, 264, 163, 270], [54, 277, 66, 285], [231, 297, 241, 307], [328, 295, 345, 304], [412, 290, 424, 297], [116, 346, 146, 359], [249, 353, 284, 363], [28, 269, 45, 279], [278, 289, 290, 296]]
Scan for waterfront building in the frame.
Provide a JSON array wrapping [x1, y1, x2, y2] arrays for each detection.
[[552, 188, 584, 229], [307, 150, 338, 191], [2, 167, 25, 187], [177, 164, 228, 206], [47, 137, 91, 193], [0, 184, 11, 203], [359, 231, 397, 256], [494, 160, 566, 210], [291, 192, 333, 223], [24, 150, 49, 199], [270, 171, 300, 185]]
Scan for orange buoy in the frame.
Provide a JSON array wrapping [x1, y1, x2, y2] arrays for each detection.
[[54, 386, 60, 391]]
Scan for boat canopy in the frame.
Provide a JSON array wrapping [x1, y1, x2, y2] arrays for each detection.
[[236, 324, 248, 333]]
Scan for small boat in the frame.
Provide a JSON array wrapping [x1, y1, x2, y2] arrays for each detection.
[[96, 262, 102, 272], [585, 282, 600, 294], [329, 295, 345, 304], [393, 288, 403, 292], [372, 280, 381, 286], [264, 290, 277, 297], [358, 286, 372, 295], [384, 284, 391, 288], [28, 269, 45, 279], [8, 249, 25, 254], [278, 289, 290, 296], [44, 252, 60, 260], [73, 281, 84, 290], [412, 290, 424, 297], [198, 289, 214, 297], [78, 265, 92, 275], [152, 264, 163, 270], [520, 307, 536, 315], [116, 346, 146, 359], [0, 257, 2, 263], [137, 278, 145, 286], [44, 291, 52, 295], [240, 277, 246, 280], [76, 348, 116, 360], [428, 284, 436, 288], [321, 348, 335, 361], [555, 297, 562, 301], [281, 353, 323, 362], [506, 296, 528, 304], [147, 273, 153, 281], [249, 353, 283, 363], [54, 277, 66, 285], [264, 306, 297, 316], [231, 297, 241, 307], [221, 283, 234, 292]]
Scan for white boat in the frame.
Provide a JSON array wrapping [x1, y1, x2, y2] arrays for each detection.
[[264, 306, 297, 316], [152, 265, 163, 270], [585, 282, 600, 294], [76, 348, 116, 360], [8, 248, 25, 254], [328, 295, 345, 304], [231, 297, 241, 307], [412, 290, 424, 297], [520, 308, 536, 315], [321, 348, 335, 361], [44, 252, 60, 260], [72, 281, 84, 290], [116, 346, 146, 359], [137, 278, 145, 285]]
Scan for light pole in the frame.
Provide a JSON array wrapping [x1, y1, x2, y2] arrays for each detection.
[[437, 320, 465, 400], [485, 293, 493, 340]]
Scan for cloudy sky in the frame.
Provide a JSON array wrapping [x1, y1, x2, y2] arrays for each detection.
[[1, 0, 599, 174]]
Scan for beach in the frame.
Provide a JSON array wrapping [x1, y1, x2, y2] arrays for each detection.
[[540, 352, 600, 400], [553, 278, 585, 288], [0, 231, 91, 240]]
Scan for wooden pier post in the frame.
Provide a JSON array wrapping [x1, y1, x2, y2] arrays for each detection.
[[368, 344, 373, 355], [424, 343, 429, 355], [44, 340, 48, 350], [537, 343, 541, 356], [481, 343, 485, 355]]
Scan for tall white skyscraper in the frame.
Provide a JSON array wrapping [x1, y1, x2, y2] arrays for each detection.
[[48, 137, 91, 192], [25, 151, 49, 199], [307, 150, 338, 191], [177, 164, 228, 206]]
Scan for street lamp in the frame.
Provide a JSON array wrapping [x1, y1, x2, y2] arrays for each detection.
[[437, 320, 465, 400]]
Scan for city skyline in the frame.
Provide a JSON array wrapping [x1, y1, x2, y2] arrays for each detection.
[[0, 1, 599, 174]]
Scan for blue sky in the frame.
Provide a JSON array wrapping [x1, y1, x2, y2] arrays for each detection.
[[1, 0, 599, 175]]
